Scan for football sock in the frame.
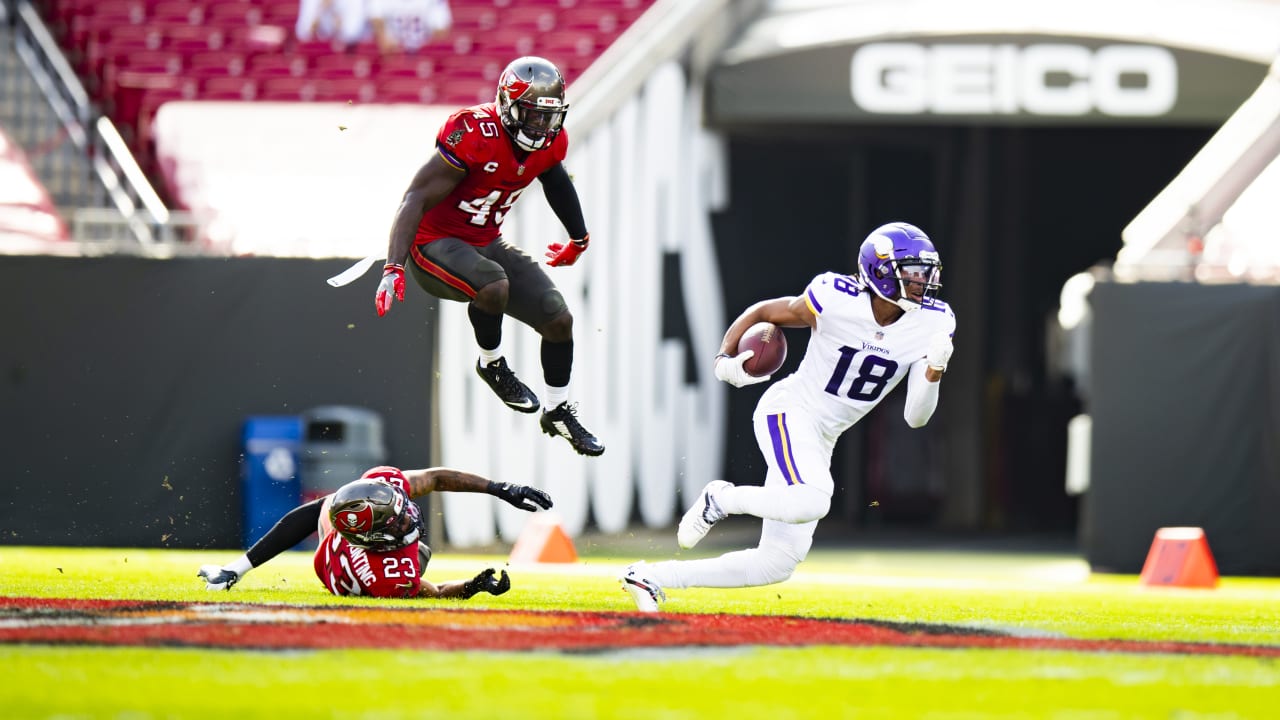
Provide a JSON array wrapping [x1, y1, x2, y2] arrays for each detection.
[[545, 384, 569, 410], [225, 555, 253, 577], [478, 346, 503, 367], [468, 304, 503, 351], [541, 338, 573, 388]]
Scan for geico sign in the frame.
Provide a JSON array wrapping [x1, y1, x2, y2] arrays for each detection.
[[851, 43, 1177, 116]]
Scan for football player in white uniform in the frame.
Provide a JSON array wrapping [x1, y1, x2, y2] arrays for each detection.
[[621, 222, 956, 611]]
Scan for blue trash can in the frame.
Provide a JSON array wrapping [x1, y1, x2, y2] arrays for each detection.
[[241, 416, 303, 549]]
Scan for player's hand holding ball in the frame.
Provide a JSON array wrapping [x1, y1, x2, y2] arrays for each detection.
[[927, 332, 953, 372], [546, 234, 589, 267], [375, 263, 405, 317], [715, 351, 771, 388]]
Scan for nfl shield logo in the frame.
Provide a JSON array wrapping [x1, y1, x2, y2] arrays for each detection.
[[875, 331, 884, 340]]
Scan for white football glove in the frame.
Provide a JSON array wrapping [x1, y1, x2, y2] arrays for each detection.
[[926, 332, 954, 372], [714, 351, 771, 388]]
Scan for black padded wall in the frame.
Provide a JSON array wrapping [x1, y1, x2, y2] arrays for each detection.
[[0, 256, 435, 549], [1084, 281, 1280, 575]]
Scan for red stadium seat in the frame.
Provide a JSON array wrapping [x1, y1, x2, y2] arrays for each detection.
[[377, 54, 437, 79], [497, 6, 557, 32], [435, 77, 492, 106], [450, 6, 499, 32], [258, 76, 323, 101], [314, 78, 378, 103], [557, 6, 621, 34], [201, 75, 259, 99], [225, 24, 289, 53], [149, 0, 205, 25], [186, 50, 249, 77], [162, 24, 228, 53], [474, 28, 537, 58], [206, 1, 264, 27], [434, 53, 506, 83], [247, 53, 309, 78], [376, 77, 439, 104], [311, 53, 378, 79], [535, 30, 597, 60], [261, 0, 298, 25]]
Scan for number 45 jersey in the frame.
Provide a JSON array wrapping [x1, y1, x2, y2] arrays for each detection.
[[416, 102, 570, 247], [761, 272, 957, 439]]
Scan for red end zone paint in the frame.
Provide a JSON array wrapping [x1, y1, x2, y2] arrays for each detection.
[[1, 597, 1277, 657]]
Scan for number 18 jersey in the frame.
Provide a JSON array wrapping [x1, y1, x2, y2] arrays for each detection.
[[761, 272, 956, 439]]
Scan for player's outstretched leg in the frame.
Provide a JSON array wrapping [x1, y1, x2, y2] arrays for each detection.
[[677, 480, 732, 549], [540, 402, 605, 456], [620, 561, 666, 612], [475, 358, 541, 413]]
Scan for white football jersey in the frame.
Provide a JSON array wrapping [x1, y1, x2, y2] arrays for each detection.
[[759, 272, 956, 438]]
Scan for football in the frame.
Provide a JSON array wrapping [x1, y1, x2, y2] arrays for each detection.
[[737, 322, 787, 377]]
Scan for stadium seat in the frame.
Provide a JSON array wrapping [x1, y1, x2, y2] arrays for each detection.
[[201, 75, 259, 99], [450, 5, 499, 32], [186, 49, 249, 77], [435, 77, 492, 106], [475, 28, 537, 58], [225, 24, 289, 53], [258, 76, 323, 101], [434, 53, 506, 83], [247, 53, 310, 78], [149, 0, 205, 25], [162, 24, 228, 53], [377, 54, 437, 79], [311, 54, 378, 79], [314, 78, 378, 103], [205, 0, 263, 27], [375, 77, 439, 104], [497, 6, 558, 32]]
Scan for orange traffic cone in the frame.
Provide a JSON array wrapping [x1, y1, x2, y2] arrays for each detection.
[[1139, 527, 1219, 588], [508, 514, 578, 564]]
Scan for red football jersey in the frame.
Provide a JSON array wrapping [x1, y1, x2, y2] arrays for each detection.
[[416, 102, 569, 247], [312, 467, 423, 598]]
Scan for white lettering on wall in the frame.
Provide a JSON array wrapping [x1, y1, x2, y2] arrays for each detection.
[[441, 61, 729, 545], [852, 43, 1177, 117]]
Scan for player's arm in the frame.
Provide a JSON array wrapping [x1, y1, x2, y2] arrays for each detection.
[[386, 151, 465, 266], [717, 296, 815, 358], [376, 150, 466, 316], [903, 330, 954, 425], [401, 468, 553, 512], [197, 496, 327, 590], [540, 163, 590, 266], [416, 568, 511, 599]]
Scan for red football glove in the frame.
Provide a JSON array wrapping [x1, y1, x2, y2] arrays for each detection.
[[545, 234, 590, 267], [375, 263, 405, 317]]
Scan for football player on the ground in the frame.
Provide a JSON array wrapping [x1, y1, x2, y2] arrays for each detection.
[[198, 465, 552, 598], [620, 222, 956, 611], [374, 55, 604, 457]]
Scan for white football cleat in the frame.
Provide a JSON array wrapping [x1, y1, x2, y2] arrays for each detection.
[[197, 564, 241, 591], [620, 562, 666, 613], [677, 480, 731, 549]]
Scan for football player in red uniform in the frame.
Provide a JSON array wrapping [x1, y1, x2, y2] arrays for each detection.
[[197, 465, 552, 598], [375, 56, 604, 457]]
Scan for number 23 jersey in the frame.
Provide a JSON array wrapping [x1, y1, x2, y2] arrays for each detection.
[[416, 102, 569, 247], [313, 471, 422, 598], [762, 272, 957, 438]]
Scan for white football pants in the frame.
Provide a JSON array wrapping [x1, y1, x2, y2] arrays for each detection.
[[648, 406, 834, 589]]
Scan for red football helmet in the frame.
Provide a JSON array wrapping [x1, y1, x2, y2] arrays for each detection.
[[496, 56, 568, 152]]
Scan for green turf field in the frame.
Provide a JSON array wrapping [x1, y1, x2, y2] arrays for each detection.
[[2, 544, 1279, 719]]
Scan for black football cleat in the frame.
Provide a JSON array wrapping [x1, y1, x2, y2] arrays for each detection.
[[476, 358, 540, 413], [540, 402, 605, 456]]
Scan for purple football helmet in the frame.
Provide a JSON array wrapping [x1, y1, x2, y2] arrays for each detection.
[[857, 222, 943, 312]]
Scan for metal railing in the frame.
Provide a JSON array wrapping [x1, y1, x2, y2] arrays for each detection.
[[3, 0, 190, 250]]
